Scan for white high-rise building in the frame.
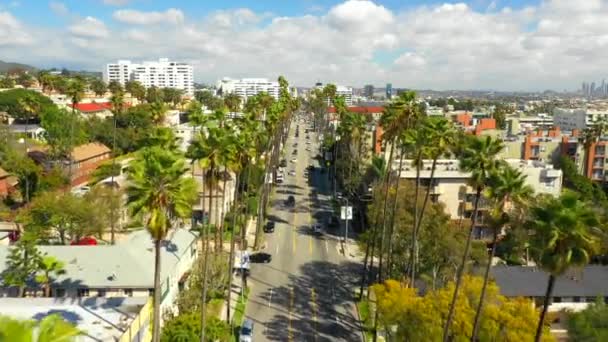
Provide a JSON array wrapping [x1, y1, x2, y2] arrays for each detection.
[[216, 78, 280, 101], [314, 83, 353, 106], [104, 58, 194, 95]]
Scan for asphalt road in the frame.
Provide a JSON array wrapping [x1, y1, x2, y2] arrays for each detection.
[[244, 116, 363, 342]]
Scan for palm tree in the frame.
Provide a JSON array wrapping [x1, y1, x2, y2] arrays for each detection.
[[65, 79, 85, 182], [528, 192, 602, 342], [35, 255, 65, 297], [409, 118, 457, 283], [149, 101, 168, 125], [108, 90, 125, 244], [17, 93, 40, 202], [442, 135, 504, 342], [90, 79, 107, 97], [470, 165, 532, 341], [126, 147, 197, 342], [224, 93, 241, 113], [0, 314, 81, 341]]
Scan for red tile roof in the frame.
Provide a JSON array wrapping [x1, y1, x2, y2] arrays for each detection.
[[328, 106, 384, 114], [69, 102, 113, 113]]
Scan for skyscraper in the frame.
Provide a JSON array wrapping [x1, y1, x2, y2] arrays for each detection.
[[386, 83, 393, 99], [364, 84, 374, 99]]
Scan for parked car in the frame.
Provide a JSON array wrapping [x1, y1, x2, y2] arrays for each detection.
[[240, 319, 254, 342], [311, 224, 323, 235], [264, 221, 275, 233], [286, 195, 295, 206], [280, 159, 287, 167], [250, 252, 272, 263]]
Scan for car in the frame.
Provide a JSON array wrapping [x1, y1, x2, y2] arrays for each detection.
[[286, 195, 295, 206], [306, 135, 310, 139], [312, 224, 323, 235], [264, 221, 275, 233], [250, 252, 272, 263], [290, 158, 297, 163], [293, 143, 298, 147], [240, 319, 254, 342], [279, 159, 287, 167], [305, 147, 311, 151], [288, 170, 296, 176]]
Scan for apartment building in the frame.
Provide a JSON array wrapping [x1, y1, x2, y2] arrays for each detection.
[[216, 77, 280, 101], [553, 108, 608, 130], [105, 58, 194, 95], [395, 159, 562, 239], [314, 83, 354, 106]]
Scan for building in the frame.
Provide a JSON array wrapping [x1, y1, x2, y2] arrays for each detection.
[[364, 84, 374, 99], [491, 265, 608, 312], [395, 159, 562, 239], [7, 123, 45, 140], [105, 58, 194, 95], [0, 228, 198, 332], [507, 114, 554, 134], [0, 167, 18, 198], [553, 108, 608, 130], [68, 102, 114, 119], [386, 83, 393, 99], [0, 297, 152, 342], [336, 85, 354, 106], [216, 78, 280, 101]]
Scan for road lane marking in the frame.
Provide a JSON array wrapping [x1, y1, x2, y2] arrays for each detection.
[[276, 243, 279, 255], [311, 288, 318, 341], [268, 288, 273, 308], [325, 239, 329, 253]]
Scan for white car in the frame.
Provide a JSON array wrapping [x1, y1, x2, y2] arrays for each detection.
[[290, 158, 297, 163], [288, 170, 296, 176]]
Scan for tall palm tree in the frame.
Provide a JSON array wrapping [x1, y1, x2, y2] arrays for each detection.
[[0, 314, 81, 341], [442, 135, 504, 342], [126, 147, 197, 342], [65, 79, 85, 182], [470, 165, 532, 341], [17, 93, 40, 202], [224, 93, 241, 113], [35, 255, 65, 297], [149, 101, 168, 126], [409, 118, 457, 283], [528, 192, 602, 342], [109, 90, 124, 244]]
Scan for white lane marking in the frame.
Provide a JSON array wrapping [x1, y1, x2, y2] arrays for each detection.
[[325, 239, 329, 253], [268, 288, 273, 308], [276, 243, 279, 255]]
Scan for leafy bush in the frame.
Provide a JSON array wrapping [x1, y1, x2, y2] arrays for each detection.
[[161, 312, 230, 342]]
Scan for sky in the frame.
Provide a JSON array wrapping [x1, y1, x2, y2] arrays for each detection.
[[0, 0, 605, 91]]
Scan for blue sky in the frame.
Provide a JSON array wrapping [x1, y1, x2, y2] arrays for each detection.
[[0, 0, 604, 91]]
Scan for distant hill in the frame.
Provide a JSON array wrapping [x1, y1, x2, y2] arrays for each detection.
[[0, 60, 37, 73]]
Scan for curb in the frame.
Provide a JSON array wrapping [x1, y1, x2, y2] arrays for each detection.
[[354, 297, 368, 342]]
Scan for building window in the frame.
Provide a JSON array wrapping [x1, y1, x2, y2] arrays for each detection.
[[124, 289, 133, 297], [573, 296, 581, 302], [77, 288, 90, 297], [55, 288, 66, 298], [97, 290, 106, 297]]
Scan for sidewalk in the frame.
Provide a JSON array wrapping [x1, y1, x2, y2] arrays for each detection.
[[219, 217, 257, 323]]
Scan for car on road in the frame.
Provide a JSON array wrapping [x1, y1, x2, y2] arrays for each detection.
[[305, 147, 311, 151], [250, 252, 272, 263], [288, 170, 296, 176], [264, 221, 275, 233], [286, 195, 295, 206], [240, 319, 254, 342], [290, 158, 297, 163], [311, 224, 323, 235], [280, 159, 287, 167], [293, 143, 298, 147]]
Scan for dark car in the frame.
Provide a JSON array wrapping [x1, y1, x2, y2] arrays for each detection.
[[280, 159, 287, 167], [250, 252, 272, 263], [286, 195, 295, 206], [264, 221, 275, 233]]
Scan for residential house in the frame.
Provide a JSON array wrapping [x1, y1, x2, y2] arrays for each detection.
[[0, 167, 18, 198], [68, 102, 114, 119], [0, 228, 198, 324], [8, 123, 46, 141], [191, 164, 236, 227]]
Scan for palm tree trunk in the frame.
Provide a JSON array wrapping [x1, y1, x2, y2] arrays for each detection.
[[152, 238, 162, 342], [110, 115, 117, 244], [535, 274, 556, 342], [24, 115, 30, 203], [386, 146, 405, 280], [200, 223, 210, 342], [208, 167, 215, 249], [226, 172, 240, 322], [376, 140, 395, 283], [471, 226, 499, 341], [366, 201, 384, 300], [218, 166, 228, 253], [442, 186, 482, 342], [409, 151, 423, 285]]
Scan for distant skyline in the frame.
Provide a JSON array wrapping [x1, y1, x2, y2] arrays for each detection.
[[0, 0, 605, 91]]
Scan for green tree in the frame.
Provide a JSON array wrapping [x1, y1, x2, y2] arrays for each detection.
[[471, 165, 533, 341], [126, 147, 197, 342], [65, 78, 85, 179], [0, 89, 56, 119], [2, 233, 42, 297], [125, 80, 146, 101], [0, 77, 15, 89], [162, 87, 183, 107], [528, 192, 603, 342], [107, 80, 123, 95], [89, 79, 107, 97], [0, 314, 81, 341], [35, 255, 65, 297], [146, 86, 163, 103], [16, 73, 34, 88], [443, 135, 504, 341], [223, 93, 241, 112], [161, 312, 230, 342], [40, 107, 87, 160], [567, 299, 608, 341]]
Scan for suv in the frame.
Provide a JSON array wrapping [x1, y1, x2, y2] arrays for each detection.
[[279, 159, 287, 167], [286, 195, 295, 207], [240, 319, 254, 342], [264, 221, 275, 233]]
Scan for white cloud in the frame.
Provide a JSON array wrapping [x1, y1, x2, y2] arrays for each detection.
[[113, 8, 184, 25], [69, 16, 109, 39], [4, 1, 608, 91], [49, 1, 68, 16], [0, 11, 31, 46]]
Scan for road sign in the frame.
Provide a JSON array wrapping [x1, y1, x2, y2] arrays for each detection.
[[340, 206, 353, 220]]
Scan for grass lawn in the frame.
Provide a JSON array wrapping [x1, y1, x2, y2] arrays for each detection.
[[231, 286, 250, 342], [357, 299, 374, 342]]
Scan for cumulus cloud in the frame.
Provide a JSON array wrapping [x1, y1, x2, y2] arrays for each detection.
[[102, 0, 130, 5], [0, 11, 31, 46], [113, 8, 184, 25], [69, 16, 109, 39], [3, 1, 608, 91]]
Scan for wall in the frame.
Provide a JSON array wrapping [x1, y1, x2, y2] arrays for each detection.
[[120, 297, 153, 342]]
